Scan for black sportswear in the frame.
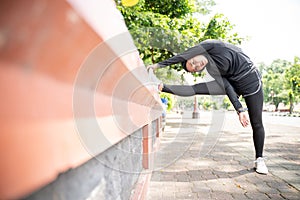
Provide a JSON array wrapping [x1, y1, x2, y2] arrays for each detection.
[[157, 39, 265, 158], [157, 39, 261, 111]]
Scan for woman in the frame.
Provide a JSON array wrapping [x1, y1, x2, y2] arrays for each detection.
[[147, 39, 268, 174]]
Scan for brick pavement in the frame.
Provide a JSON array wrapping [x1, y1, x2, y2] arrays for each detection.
[[146, 111, 300, 200]]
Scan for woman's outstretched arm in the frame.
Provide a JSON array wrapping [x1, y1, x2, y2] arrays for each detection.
[[161, 81, 226, 96]]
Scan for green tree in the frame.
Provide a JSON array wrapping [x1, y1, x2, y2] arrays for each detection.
[[265, 59, 291, 74], [285, 56, 300, 113], [154, 67, 185, 84], [262, 59, 292, 108], [143, 0, 197, 18], [116, 0, 244, 68], [203, 13, 244, 45]]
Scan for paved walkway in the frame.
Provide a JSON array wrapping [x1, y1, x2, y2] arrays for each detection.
[[146, 111, 300, 200]]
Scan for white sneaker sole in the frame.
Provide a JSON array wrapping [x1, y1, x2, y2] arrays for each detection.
[[255, 168, 268, 175]]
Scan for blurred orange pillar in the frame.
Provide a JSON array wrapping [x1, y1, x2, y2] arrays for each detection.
[[0, 0, 162, 199]]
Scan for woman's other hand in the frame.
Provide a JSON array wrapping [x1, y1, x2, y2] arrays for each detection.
[[158, 83, 164, 92], [238, 112, 250, 127], [146, 63, 159, 71]]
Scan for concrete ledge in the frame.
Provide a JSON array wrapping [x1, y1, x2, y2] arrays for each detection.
[[0, 0, 163, 199]]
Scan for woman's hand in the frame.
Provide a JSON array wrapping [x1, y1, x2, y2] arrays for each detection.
[[158, 83, 164, 92], [238, 112, 250, 127], [146, 63, 159, 71]]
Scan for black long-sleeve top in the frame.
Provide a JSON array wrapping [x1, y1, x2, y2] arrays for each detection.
[[157, 40, 259, 111]]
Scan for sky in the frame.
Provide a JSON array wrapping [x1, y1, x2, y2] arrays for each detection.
[[209, 0, 300, 65]]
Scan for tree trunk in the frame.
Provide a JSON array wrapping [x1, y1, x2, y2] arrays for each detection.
[[289, 101, 294, 114]]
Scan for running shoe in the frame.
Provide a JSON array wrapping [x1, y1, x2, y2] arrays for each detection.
[[254, 157, 268, 174]]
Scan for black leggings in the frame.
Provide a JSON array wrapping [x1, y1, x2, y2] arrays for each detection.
[[163, 81, 265, 158]]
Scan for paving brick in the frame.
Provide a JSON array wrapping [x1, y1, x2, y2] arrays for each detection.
[[265, 193, 285, 199], [210, 190, 234, 200], [231, 193, 251, 200], [191, 183, 211, 193], [175, 172, 190, 182], [280, 192, 300, 200], [175, 192, 197, 199], [244, 192, 269, 200]]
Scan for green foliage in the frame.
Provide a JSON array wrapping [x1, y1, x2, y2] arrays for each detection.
[[285, 57, 300, 112], [202, 99, 213, 110], [203, 14, 244, 45], [263, 74, 283, 106], [143, 0, 196, 18], [262, 57, 300, 112], [126, 14, 203, 68], [195, 0, 216, 15], [264, 59, 291, 74], [222, 96, 231, 110], [285, 57, 300, 99], [159, 92, 175, 111], [116, 0, 244, 71], [262, 59, 290, 107], [154, 67, 184, 84]]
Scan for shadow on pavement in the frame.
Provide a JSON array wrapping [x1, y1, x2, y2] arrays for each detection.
[[151, 168, 255, 182]]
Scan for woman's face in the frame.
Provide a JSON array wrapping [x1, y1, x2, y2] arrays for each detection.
[[186, 55, 208, 72]]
